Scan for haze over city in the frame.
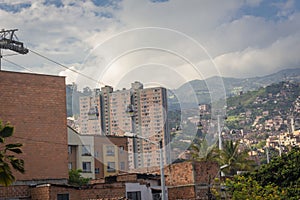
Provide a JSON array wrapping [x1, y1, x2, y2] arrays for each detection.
[[1, 0, 300, 89]]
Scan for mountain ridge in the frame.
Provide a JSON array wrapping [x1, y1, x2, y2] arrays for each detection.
[[171, 68, 300, 108]]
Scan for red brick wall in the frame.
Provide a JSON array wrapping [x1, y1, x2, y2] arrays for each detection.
[[49, 186, 80, 200], [193, 161, 219, 199], [79, 183, 125, 199], [1, 183, 126, 200], [168, 185, 195, 200], [193, 161, 219, 184], [164, 161, 194, 186], [31, 186, 50, 200], [0, 71, 68, 181], [0, 185, 30, 199]]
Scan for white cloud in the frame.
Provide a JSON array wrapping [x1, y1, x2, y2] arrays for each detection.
[[0, 0, 299, 89], [273, 0, 295, 17], [214, 31, 300, 77], [245, 0, 263, 7]]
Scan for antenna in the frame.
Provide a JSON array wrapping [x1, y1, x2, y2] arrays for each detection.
[[0, 29, 29, 70]]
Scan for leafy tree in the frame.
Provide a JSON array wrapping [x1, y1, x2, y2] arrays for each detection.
[[0, 121, 24, 186], [224, 147, 300, 199], [218, 140, 255, 176], [68, 169, 90, 187], [189, 138, 219, 162], [225, 175, 287, 200], [250, 147, 300, 198]]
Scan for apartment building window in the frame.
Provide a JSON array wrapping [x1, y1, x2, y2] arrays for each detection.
[[106, 146, 115, 156], [57, 194, 69, 200], [127, 191, 141, 200], [68, 162, 72, 170], [95, 168, 100, 174], [120, 162, 125, 171], [107, 162, 116, 172], [82, 162, 91, 173], [82, 145, 91, 156], [68, 146, 72, 154], [119, 146, 124, 154]]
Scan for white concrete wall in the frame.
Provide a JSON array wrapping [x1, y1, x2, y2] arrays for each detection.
[[125, 182, 153, 200]]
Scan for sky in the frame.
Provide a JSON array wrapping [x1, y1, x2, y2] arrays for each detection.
[[1, 0, 300, 90]]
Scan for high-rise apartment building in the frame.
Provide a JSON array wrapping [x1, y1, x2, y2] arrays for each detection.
[[78, 81, 170, 169], [100, 85, 113, 135], [79, 89, 101, 135], [109, 89, 132, 135]]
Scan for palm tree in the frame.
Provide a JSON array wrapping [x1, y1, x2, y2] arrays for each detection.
[[0, 120, 24, 186], [189, 138, 219, 162], [218, 140, 255, 176]]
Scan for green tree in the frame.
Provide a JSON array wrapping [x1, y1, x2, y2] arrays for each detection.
[[0, 121, 25, 186], [224, 147, 300, 199], [189, 138, 219, 162], [225, 175, 287, 200], [68, 169, 90, 187], [219, 140, 255, 176], [251, 147, 300, 198]]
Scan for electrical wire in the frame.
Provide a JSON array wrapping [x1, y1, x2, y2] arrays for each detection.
[[2, 57, 33, 72], [29, 49, 106, 86], [11, 135, 67, 146]]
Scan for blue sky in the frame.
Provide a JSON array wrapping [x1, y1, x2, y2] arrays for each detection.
[[0, 0, 300, 89]]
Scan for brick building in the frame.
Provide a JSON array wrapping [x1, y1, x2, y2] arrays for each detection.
[[0, 71, 68, 184], [133, 161, 220, 199], [0, 173, 160, 200]]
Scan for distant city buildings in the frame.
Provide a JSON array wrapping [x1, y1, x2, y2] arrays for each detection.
[[78, 81, 170, 170]]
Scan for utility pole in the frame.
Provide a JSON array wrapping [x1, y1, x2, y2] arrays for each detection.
[[126, 104, 138, 168], [124, 132, 167, 200], [0, 29, 28, 70], [217, 114, 222, 150], [266, 147, 270, 164]]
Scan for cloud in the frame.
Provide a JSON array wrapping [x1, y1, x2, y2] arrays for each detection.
[[245, 0, 263, 7], [273, 0, 295, 17], [214, 31, 300, 77], [0, 0, 299, 89]]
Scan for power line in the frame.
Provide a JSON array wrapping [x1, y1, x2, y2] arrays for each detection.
[[11, 135, 67, 146], [2, 57, 33, 72], [29, 49, 106, 86]]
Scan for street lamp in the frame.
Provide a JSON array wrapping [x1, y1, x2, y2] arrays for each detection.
[[124, 132, 167, 200], [126, 104, 138, 168]]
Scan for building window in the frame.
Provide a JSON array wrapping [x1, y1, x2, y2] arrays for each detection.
[[68, 146, 72, 154], [120, 162, 125, 171], [82, 145, 91, 156], [106, 146, 115, 156], [68, 162, 72, 170], [119, 146, 124, 154], [82, 162, 91, 173], [107, 162, 116, 172], [57, 194, 69, 200], [127, 191, 141, 200], [95, 168, 100, 174]]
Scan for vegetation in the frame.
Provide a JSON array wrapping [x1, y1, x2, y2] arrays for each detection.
[[224, 147, 300, 199], [189, 139, 255, 176], [218, 140, 255, 176], [225, 176, 287, 200], [225, 81, 299, 130], [189, 138, 219, 162], [68, 169, 90, 187], [0, 120, 24, 186]]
